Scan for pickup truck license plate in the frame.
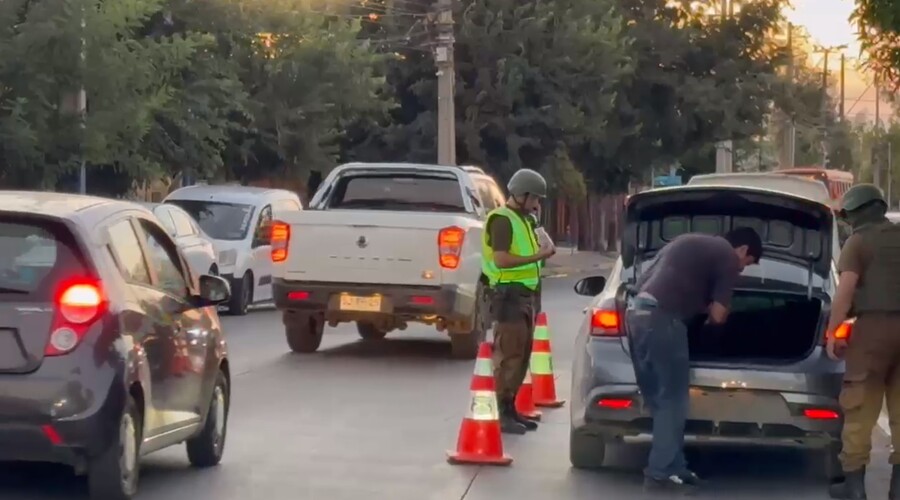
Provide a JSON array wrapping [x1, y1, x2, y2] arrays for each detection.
[[339, 295, 382, 312]]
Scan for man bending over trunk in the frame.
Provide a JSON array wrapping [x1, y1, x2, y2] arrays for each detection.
[[625, 228, 763, 493]]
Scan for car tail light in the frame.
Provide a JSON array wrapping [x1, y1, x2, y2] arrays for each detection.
[[46, 280, 106, 356], [804, 408, 840, 420], [41, 425, 63, 445], [271, 221, 290, 263], [287, 291, 309, 301], [438, 226, 465, 269], [590, 308, 622, 337], [597, 398, 633, 410], [410, 295, 434, 305], [833, 318, 854, 341]]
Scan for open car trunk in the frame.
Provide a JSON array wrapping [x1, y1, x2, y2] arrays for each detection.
[[622, 185, 836, 365], [684, 289, 824, 364]]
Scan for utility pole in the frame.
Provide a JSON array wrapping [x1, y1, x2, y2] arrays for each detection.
[[434, 0, 456, 166], [813, 44, 848, 168], [716, 0, 733, 173], [78, 9, 87, 194], [779, 22, 796, 170], [839, 54, 845, 121], [875, 76, 882, 189]]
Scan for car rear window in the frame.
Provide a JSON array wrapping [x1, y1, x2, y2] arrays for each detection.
[[0, 217, 89, 300], [329, 174, 467, 212]]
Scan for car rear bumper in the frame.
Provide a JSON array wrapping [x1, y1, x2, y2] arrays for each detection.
[[575, 383, 842, 448], [272, 278, 475, 321], [0, 365, 123, 468]]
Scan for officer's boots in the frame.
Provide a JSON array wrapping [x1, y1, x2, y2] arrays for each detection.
[[499, 400, 529, 434], [890, 464, 900, 499], [829, 467, 867, 500], [510, 402, 538, 431]]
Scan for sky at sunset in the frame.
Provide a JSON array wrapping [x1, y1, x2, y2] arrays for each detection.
[[785, 0, 889, 123]]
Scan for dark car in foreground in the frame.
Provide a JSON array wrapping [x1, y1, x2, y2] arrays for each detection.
[[569, 185, 850, 482], [0, 192, 233, 499]]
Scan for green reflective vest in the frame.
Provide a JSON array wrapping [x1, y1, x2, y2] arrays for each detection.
[[481, 206, 541, 290]]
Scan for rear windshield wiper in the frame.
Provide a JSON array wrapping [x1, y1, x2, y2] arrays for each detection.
[[0, 286, 30, 294]]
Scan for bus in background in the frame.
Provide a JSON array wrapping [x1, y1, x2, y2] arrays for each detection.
[[777, 167, 854, 205]]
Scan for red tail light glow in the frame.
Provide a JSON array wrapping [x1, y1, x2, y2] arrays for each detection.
[[438, 226, 465, 269], [271, 221, 290, 263], [804, 408, 840, 420], [41, 425, 63, 445], [287, 291, 309, 301], [46, 280, 106, 357], [597, 398, 633, 410], [590, 308, 622, 336], [833, 319, 854, 340], [410, 295, 434, 305]]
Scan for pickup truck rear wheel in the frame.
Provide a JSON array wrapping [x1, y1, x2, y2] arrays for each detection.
[[284, 312, 324, 353], [449, 284, 487, 360], [357, 322, 388, 341]]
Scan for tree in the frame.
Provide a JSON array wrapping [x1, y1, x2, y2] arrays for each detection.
[[589, 0, 790, 188], [168, 0, 390, 184], [0, 0, 233, 193], [853, 0, 900, 89]]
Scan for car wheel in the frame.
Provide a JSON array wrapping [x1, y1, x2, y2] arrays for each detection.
[[449, 283, 487, 360], [357, 322, 388, 341], [186, 369, 229, 467], [227, 273, 252, 316], [569, 428, 607, 469], [87, 395, 142, 500], [285, 312, 324, 353]]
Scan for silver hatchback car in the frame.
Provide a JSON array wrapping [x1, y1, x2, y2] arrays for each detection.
[[569, 185, 849, 481]]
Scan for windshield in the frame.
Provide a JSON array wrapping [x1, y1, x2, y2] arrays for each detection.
[[328, 174, 467, 212], [166, 200, 255, 241], [0, 217, 88, 300]]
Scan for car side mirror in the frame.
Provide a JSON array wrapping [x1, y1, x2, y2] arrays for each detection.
[[574, 276, 607, 296], [195, 275, 231, 306]]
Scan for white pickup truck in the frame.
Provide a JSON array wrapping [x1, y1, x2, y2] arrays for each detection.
[[270, 162, 506, 359]]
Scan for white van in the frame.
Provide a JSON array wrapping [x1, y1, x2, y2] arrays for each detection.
[[164, 185, 303, 315]]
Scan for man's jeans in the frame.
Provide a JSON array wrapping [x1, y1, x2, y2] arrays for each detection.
[[625, 295, 690, 480]]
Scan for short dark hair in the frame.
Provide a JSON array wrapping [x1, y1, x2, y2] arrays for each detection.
[[724, 227, 763, 262]]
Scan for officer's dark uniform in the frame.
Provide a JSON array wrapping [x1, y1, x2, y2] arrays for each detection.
[[830, 184, 900, 500]]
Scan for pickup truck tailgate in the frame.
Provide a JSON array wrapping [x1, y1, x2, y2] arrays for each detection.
[[277, 210, 472, 286]]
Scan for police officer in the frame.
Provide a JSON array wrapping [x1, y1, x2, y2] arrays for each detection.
[[482, 169, 555, 434], [827, 184, 900, 500]]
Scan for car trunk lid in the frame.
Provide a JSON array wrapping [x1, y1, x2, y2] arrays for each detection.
[[622, 185, 835, 287], [0, 214, 93, 373]]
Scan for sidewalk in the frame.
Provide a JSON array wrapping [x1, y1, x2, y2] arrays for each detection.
[[541, 246, 618, 277]]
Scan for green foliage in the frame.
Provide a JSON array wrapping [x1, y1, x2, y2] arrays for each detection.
[[0, 0, 825, 199], [854, 0, 900, 89]]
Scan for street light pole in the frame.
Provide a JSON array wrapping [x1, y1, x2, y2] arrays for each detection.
[[434, 0, 456, 166], [78, 7, 87, 194]]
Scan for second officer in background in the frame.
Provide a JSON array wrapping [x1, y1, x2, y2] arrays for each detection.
[[481, 168, 555, 434], [827, 184, 900, 500]]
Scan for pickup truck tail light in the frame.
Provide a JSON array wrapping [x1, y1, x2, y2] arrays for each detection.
[[438, 226, 465, 269], [271, 221, 290, 263], [589, 308, 623, 337]]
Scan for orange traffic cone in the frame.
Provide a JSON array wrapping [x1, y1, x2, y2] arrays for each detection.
[[531, 312, 565, 408], [447, 342, 513, 466], [515, 368, 542, 421]]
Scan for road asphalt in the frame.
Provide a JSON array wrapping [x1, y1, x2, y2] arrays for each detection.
[[0, 266, 893, 499]]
